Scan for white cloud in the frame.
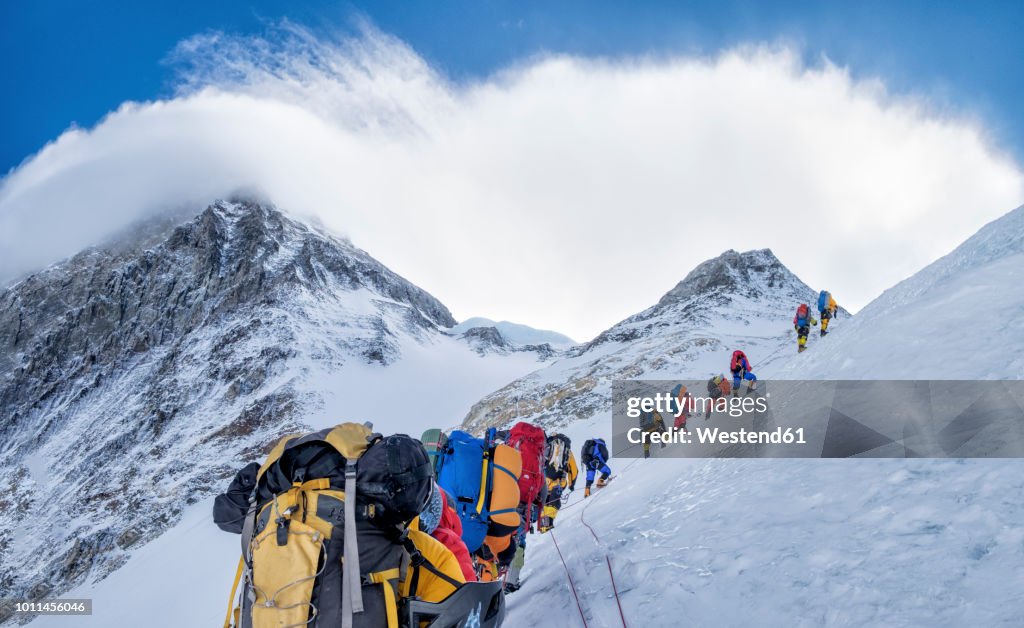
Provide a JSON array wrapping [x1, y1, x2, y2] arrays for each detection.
[[1, 23, 1021, 340]]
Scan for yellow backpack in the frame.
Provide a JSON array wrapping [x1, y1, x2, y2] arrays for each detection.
[[223, 423, 438, 628]]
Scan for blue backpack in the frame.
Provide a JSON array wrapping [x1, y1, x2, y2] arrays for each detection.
[[436, 429, 520, 553], [817, 290, 830, 312]]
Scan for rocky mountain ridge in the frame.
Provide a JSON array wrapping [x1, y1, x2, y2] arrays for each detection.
[[0, 200, 549, 618]]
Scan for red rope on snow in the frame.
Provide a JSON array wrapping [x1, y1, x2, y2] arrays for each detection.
[[547, 457, 642, 627], [580, 497, 629, 628], [550, 530, 589, 628]]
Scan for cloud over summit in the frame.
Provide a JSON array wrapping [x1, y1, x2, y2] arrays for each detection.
[[1, 23, 1021, 339]]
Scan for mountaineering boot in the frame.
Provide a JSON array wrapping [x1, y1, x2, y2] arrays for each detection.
[[584, 487, 591, 498], [644, 449, 650, 459], [747, 380, 757, 393], [798, 345, 806, 353], [596, 474, 609, 487], [504, 549, 524, 593]]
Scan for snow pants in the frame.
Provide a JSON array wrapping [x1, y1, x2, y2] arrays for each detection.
[[585, 463, 611, 487], [733, 369, 756, 390]]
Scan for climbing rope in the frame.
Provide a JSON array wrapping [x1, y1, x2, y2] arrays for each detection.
[[547, 457, 640, 626], [549, 530, 589, 628], [577, 459, 640, 628], [580, 507, 628, 627]]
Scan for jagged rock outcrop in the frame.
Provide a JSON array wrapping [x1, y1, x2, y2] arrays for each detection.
[[456, 325, 559, 360]]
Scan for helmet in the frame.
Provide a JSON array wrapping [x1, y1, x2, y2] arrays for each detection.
[[400, 581, 506, 627]]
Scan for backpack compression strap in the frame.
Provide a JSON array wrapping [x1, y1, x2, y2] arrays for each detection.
[[342, 460, 362, 628]]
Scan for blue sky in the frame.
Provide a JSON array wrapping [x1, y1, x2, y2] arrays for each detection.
[[2, 0, 1023, 175], [2, 1, 1023, 338]]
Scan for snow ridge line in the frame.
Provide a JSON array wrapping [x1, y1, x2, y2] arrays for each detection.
[[549, 530, 590, 628]]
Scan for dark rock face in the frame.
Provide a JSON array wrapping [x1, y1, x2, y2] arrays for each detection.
[[457, 326, 559, 361], [655, 249, 792, 307], [0, 200, 457, 609], [459, 326, 510, 355]]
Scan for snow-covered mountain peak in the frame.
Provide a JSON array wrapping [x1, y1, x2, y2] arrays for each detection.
[[585, 248, 813, 352], [654, 248, 794, 309], [463, 249, 819, 432], [171, 199, 456, 328], [0, 200, 547, 617]]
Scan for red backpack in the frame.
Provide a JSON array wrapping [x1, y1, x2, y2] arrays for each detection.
[[731, 350, 749, 371], [507, 422, 547, 527]]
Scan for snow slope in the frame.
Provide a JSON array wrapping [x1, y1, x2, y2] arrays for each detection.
[[507, 454, 1024, 627], [766, 204, 1024, 379], [501, 207, 1024, 627], [31, 499, 237, 628], [33, 425, 1023, 627]]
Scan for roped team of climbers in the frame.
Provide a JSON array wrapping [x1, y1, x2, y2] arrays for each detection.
[[793, 289, 839, 353], [213, 420, 597, 628], [214, 423, 487, 628], [213, 289, 839, 627]]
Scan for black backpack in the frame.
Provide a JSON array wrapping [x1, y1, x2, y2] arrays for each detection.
[[581, 439, 595, 467], [223, 424, 435, 628], [545, 434, 572, 479]]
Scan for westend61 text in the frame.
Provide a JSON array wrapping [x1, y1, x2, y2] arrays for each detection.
[[626, 426, 808, 446]]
